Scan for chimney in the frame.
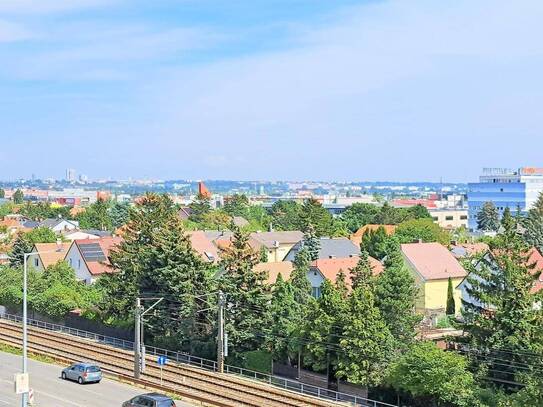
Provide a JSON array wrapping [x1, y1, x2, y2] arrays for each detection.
[[329, 255, 336, 259]]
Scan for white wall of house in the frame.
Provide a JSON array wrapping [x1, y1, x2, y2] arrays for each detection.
[[307, 268, 325, 298], [65, 244, 93, 284], [51, 220, 79, 233], [27, 253, 45, 272]]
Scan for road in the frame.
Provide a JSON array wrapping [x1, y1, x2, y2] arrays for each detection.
[[0, 351, 192, 406]]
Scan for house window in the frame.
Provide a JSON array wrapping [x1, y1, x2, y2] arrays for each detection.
[[445, 216, 454, 221], [460, 215, 468, 220], [69, 258, 73, 267], [78, 259, 81, 269], [311, 287, 322, 299], [432, 217, 438, 221], [34, 258, 39, 267]]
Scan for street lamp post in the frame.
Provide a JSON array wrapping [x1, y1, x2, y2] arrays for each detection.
[[20, 241, 64, 407]]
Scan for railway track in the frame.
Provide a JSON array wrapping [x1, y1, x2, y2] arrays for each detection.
[[0, 319, 342, 407]]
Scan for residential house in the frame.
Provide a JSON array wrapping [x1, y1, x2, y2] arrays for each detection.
[[401, 242, 467, 315], [178, 207, 193, 221], [188, 230, 219, 262], [350, 224, 396, 247], [457, 247, 543, 312], [27, 242, 71, 272], [428, 209, 469, 229], [284, 237, 360, 262], [250, 231, 304, 262], [232, 216, 249, 228], [22, 218, 79, 233], [255, 255, 383, 298], [65, 237, 122, 284], [63, 229, 111, 241], [450, 242, 489, 259]]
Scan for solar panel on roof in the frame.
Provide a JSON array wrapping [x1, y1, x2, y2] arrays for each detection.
[[79, 243, 106, 262]]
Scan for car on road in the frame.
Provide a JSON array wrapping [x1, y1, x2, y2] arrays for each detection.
[[61, 363, 102, 384], [122, 393, 176, 407]]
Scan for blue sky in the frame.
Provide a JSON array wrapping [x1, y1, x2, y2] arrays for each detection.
[[1, 0, 542, 182]]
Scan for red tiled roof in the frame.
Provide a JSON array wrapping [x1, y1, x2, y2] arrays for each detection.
[[401, 242, 467, 281], [527, 248, 543, 293], [392, 199, 437, 209], [188, 230, 219, 262], [312, 256, 384, 289], [74, 236, 122, 276]]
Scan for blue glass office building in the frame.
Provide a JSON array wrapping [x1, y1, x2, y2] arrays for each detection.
[[468, 168, 543, 230]]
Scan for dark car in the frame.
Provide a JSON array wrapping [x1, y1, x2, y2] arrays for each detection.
[[122, 393, 176, 407]]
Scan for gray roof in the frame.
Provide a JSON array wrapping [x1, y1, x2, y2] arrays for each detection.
[[284, 237, 360, 261], [22, 220, 40, 229], [81, 229, 112, 237], [232, 216, 249, 227]]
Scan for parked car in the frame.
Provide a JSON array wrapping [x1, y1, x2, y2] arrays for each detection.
[[61, 363, 102, 384], [122, 393, 176, 407]]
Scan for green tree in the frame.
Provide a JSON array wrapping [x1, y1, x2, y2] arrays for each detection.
[[500, 206, 515, 232], [476, 201, 500, 232], [19, 202, 71, 221], [349, 250, 375, 291], [109, 202, 130, 229], [446, 276, 455, 315], [387, 341, 477, 407], [461, 230, 543, 383], [340, 203, 380, 233], [189, 193, 212, 223], [300, 198, 335, 237], [531, 191, 543, 217], [290, 247, 313, 304], [337, 286, 393, 387], [303, 224, 321, 261], [76, 199, 112, 231], [267, 274, 299, 364], [13, 189, 24, 204], [26, 227, 58, 244], [99, 193, 180, 319], [375, 241, 421, 349], [301, 279, 347, 382], [9, 233, 33, 268], [269, 200, 302, 231], [523, 214, 543, 254], [360, 226, 391, 260], [224, 194, 250, 217], [395, 218, 450, 245], [0, 188, 4, 198], [219, 226, 271, 358]]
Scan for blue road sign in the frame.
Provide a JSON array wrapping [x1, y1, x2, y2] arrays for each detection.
[[157, 356, 168, 366]]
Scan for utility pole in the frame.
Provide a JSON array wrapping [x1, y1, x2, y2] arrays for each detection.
[[217, 291, 225, 373], [134, 298, 141, 379]]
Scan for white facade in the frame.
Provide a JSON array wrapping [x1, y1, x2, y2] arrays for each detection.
[[49, 220, 79, 233], [65, 243, 94, 284]]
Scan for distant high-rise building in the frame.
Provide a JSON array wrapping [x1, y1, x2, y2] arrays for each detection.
[[79, 174, 88, 183], [468, 167, 543, 230], [66, 168, 76, 182]]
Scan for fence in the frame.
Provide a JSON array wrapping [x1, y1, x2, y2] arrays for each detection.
[[0, 313, 397, 407]]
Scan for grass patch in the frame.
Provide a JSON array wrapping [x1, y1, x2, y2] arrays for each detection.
[[0, 341, 57, 364]]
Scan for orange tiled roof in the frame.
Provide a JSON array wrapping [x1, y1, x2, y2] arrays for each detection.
[[254, 261, 295, 284], [34, 242, 71, 268], [312, 256, 384, 289]]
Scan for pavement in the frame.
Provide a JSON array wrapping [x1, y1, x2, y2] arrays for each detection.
[[0, 351, 193, 407]]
